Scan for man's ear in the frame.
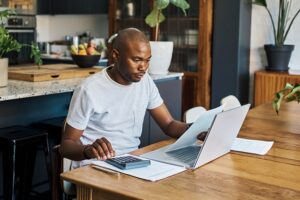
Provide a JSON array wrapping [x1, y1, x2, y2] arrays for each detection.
[[112, 49, 119, 63]]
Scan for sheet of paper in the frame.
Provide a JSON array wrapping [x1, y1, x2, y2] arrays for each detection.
[[166, 105, 224, 152], [231, 138, 274, 155], [92, 154, 186, 182]]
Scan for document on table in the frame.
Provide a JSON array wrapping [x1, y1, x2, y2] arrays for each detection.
[[231, 138, 274, 155], [92, 154, 186, 182], [167, 105, 223, 151]]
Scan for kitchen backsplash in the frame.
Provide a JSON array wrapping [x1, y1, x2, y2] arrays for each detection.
[[36, 14, 108, 42]]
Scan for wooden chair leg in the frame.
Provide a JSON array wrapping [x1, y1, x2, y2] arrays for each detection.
[[51, 145, 63, 200]]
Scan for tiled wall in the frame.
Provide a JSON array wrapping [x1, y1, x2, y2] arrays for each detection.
[[36, 14, 109, 42]]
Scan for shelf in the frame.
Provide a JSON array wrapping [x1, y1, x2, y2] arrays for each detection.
[[174, 45, 198, 49], [116, 17, 198, 24], [116, 18, 146, 22], [165, 17, 198, 21]]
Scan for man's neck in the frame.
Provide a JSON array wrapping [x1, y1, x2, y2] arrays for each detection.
[[107, 65, 131, 85]]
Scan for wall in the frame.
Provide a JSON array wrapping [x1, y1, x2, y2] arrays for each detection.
[[250, 0, 300, 101], [36, 14, 109, 42], [211, 0, 251, 107]]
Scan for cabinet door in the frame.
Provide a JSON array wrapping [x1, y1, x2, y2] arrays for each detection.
[[40, 0, 108, 15], [87, 0, 108, 14], [149, 79, 182, 144], [68, 0, 86, 14], [51, 0, 69, 14], [37, 0, 51, 14]]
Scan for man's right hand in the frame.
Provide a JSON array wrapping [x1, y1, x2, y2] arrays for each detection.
[[83, 137, 116, 160]]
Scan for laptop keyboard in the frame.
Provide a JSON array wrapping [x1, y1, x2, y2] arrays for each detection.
[[166, 145, 202, 165]]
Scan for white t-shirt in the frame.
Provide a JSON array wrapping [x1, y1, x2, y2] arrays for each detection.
[[67, 67, 163, 167]]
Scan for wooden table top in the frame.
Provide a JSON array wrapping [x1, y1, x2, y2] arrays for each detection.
[[61, 102, 300, 200]]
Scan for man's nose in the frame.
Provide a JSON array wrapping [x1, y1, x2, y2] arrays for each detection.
[[138, 61, 148, 71]]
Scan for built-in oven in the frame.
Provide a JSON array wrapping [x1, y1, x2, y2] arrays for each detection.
[[5, 15, 36, 65], [0, 0, 36, 15]]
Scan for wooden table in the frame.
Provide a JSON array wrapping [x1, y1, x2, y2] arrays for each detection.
[[61, 102, 300, 200]]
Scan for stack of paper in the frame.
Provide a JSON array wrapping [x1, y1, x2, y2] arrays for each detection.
[[92, 154, 186, 182], [231, 138, 274, 155]]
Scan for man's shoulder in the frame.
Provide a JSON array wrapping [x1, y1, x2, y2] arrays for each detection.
[[81, 69, 106, 86]]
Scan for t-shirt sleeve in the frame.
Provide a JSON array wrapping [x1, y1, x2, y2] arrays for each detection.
[[147, 75, 163, 109], [66, 86, 94, 130]]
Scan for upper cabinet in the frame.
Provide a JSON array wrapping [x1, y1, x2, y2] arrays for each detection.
[[108, 0, 213, 111], [37, 0, 108, 15]]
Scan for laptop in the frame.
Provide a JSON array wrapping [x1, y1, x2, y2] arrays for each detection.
[[141, 104, 251, 169]]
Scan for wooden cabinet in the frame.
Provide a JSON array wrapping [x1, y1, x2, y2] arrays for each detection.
[[37, 0, 108, 15], [254, 70, 300, 107], [108, 0, 213, 111], [37, 0, 51, 14]]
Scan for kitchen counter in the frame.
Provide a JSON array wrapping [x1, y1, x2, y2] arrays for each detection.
[[0, 71, 183, 101]]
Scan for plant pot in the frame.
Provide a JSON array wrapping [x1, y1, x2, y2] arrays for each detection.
[[264, 44, 294, 72], [0, 58, 8, 87], [148, 41, 173, 75]]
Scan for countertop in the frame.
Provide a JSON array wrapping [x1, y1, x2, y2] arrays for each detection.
[[0, 70, 183, 101]]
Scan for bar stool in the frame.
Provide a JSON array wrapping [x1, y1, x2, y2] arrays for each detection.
[[0, 126, 50, 200], [31, 116, 66, 200], [31, 116, 66, 147]]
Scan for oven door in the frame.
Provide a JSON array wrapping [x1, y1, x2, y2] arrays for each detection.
[[7, 29, 36, 65]]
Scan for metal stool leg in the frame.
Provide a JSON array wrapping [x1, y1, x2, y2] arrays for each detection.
[[20, 145, 37, 200], [3, 142, 17, 200]]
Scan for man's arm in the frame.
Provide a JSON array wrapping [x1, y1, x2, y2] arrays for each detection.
[[60, 123, 115, 161], [60, 123, 86, 161], [149, 103, 189, 138]]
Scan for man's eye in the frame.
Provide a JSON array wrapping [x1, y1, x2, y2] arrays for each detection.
[[133, 58, 141, 62]]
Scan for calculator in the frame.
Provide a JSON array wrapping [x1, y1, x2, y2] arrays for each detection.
[[105, 155, 151, 170]]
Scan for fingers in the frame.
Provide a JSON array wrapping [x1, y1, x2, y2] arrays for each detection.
[[92, 137, 115, 160], [102, 137, 116, 157], [197, 131, 208, 141]]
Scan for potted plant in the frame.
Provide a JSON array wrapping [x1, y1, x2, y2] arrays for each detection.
[[273, 82, 300, 113], [0, 9, 42, 87], [252, 0, 300, 71], [145, 0, 189, 74]]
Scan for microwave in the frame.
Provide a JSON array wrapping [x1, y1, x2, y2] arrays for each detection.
[[0, 0, 36, 15]]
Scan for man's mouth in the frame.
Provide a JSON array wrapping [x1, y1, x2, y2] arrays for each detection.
[[136, 73, 145, 79]]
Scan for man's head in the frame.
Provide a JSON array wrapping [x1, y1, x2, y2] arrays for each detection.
[[110, 28, 151, 85]]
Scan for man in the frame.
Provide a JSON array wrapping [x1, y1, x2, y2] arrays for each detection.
[[60, 28, 195, 167]]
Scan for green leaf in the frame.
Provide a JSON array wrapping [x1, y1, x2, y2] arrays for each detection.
[[0, 27, 22, 57], [0, 9, 16, 26], [285, 82, 294, 89], [272, 92, 284, 114], [285, 85, 300, 99], [272, 83, 300, 114], [145, 7, 165, 28], [145, 0, 190, 39], [30, 42, 43, 67], [170, 0, 190, 15], [156, 0, 170, 10]]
